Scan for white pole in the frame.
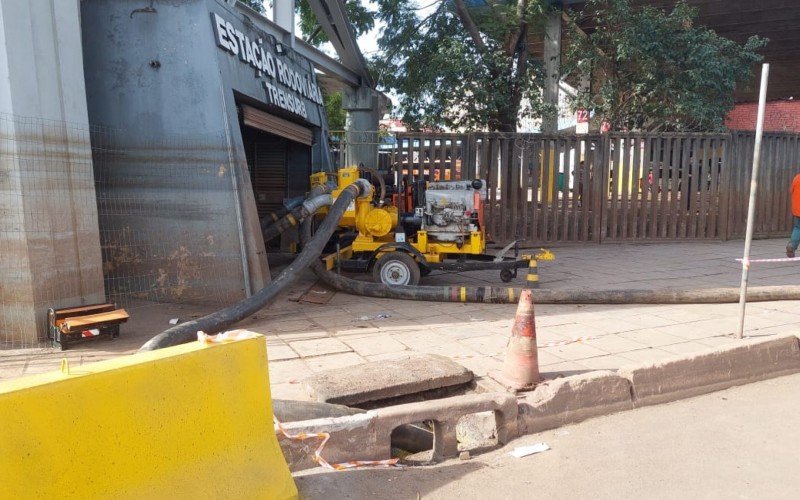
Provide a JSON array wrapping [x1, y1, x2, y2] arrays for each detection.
[[737, 63, 770, 339]]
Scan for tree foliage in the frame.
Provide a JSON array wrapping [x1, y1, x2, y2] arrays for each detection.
[[564, 0, 767, 132], [369, 0, 551, 132], [240, 0, 265, 13], [323, 90, 347, 130], [297, 0, 375, 46]]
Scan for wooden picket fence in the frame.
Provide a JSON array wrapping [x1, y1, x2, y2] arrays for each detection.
[[391, 131, 800, 245]]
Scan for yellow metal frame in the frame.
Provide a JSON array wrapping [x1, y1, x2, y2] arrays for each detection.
[[314, 167, 559, 268], [349, 230, 486, 264]]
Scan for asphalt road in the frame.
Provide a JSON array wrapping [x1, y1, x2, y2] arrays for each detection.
[[296, 373, 800, 499]]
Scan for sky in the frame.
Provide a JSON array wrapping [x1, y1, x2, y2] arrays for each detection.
[[258, 0, 438, 112], [259, 1, 440, 60]]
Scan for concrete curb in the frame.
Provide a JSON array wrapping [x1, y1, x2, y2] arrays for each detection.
[[517, 370, 634, 435], [618, 334, 800, 406], [278, 392, 516, 471], [278, 334, 800, 471]]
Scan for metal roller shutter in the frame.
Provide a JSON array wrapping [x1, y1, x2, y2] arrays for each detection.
[[246, 134, 288, 220], [241, 105, 313, 146]]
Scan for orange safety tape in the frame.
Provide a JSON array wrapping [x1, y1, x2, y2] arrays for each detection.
[[273, 417, 401, 471]]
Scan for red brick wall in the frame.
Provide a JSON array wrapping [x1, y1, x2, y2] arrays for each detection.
[[726, 100, 800, 132]]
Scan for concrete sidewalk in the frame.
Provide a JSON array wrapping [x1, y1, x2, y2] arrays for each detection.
[[3, 238, 800, 403]]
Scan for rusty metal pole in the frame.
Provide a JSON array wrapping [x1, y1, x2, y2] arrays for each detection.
[[737, 63, 770, 339]]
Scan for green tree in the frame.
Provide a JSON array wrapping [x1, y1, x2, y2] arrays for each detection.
[[323, 90, 348, 130], [369, 0, 551, 132], [297, 0, 375, 46], [240, 0, 264, 13], [564, 0, 767, 132], [295, 1, 552, 132], [248, 1, 375, 42]]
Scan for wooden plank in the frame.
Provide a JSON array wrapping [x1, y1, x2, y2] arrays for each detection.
[[659, 137, 672, 239], [686, 137, 698, 238], [769, 135, 779, 234], [453, 136, 461, 181], [703, 138, 717, 238], [780, 135, 792, 232], [560, 137, 572, 241], [760, 136, 771, 234], [580, 138, 592, 242], [445, 135, 453, 180], [421, 138, 430, 181], [639, 136, 653, 239], [430, 138, 440, 182], [541, 138, 553, 242], [670, 136, 682, 238], [780, 136, 789, 232], [54, 303, 115, 318], [677, 137, 697, 238], [488, 137, 501, 241], [62, 310, 130, 330], [469, 134, 478, 179], [718, 134, 734, 240], [484, 135, 499, 241], [668, 137, 682, 239], [598, 135, 612, 243], [780, 135, 793, 233], [571, 137, 582, 241], [406, 136, 414, 185], [553, 138, 563, 241], [630, 135, 641, 239], [497, 138, 508, 242], [727, 133, 741, 238], [608, 136, 620, 240], [459, 137, 467, 181], [520, 140, 531, 243], [509, 138, 521, 241], [766, 136, 778, 234], [648, 136, 661, 240], [717, 135, 729, 238], [298, 281, 336, 305], [530, 138, 542, 242], [618, 135, 630, 239], [692, 138, 718, 238]]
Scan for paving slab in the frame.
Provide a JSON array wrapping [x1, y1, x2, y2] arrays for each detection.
[[302, 354, 474, 406], [5, 238, 800, 405]]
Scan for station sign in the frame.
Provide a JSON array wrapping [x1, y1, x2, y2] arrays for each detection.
[[211, 13, 323, 121]]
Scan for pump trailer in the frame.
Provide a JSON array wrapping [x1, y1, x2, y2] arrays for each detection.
[[312, 167, 551, 286]]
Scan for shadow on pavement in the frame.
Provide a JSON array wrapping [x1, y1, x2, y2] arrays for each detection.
[[295, 461, 486, 500]]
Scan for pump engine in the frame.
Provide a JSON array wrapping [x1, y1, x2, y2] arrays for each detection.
[[421, 180, 486, 244]]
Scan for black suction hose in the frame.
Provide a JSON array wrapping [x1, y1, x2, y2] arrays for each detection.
[[261, 194, 332, 243], [259, 182, 335, 238], [300, 219, 800, 304], [140, 179, 371, 350], [359, 165, 386, 204]]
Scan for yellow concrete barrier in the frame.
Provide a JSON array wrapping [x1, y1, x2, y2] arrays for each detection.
[[0, 335, 297, 499]]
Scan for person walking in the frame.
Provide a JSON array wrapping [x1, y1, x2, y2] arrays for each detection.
[[787, 172, 800, 257]]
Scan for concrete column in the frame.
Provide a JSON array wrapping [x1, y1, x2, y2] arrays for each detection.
[[273, 0, 295, 47], [0, 0, 105, 345], [542, 7, 562, 133], [342, 87, 388, 169]]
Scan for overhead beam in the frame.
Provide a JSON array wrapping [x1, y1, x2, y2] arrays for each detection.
[[295, 38, 363, 87], [305, 0, 374, 87]]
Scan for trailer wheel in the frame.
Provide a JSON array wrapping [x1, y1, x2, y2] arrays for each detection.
[[373, 252, 421, 286], [500, 268, 513, 283]]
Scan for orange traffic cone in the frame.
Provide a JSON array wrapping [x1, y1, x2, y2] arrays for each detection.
[[492, 289, 540, 391]]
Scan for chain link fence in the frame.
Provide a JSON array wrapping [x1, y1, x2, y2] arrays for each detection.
[[1, 113, 245, 349]]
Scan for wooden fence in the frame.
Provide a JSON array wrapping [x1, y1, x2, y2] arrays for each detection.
[[391, 131, 800, 245]]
